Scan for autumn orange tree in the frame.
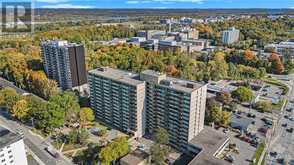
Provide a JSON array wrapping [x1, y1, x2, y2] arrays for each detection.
[[268, 53, 285, 74]]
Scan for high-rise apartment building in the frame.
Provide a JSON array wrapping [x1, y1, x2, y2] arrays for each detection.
[[40, 40, 87, 90], [140, 70, 207, 151], [88, 67, 146, 138], [89, 67, 207, 151], [0, 126, 28, 165], [221, 27, 240, 44]]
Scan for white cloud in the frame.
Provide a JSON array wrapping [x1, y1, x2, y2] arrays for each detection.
[[126, 1, 140, 4], [41, 3, 92, 8]]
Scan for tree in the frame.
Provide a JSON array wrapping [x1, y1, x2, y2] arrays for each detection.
[[67, 128, 89, 145], [27, 71, 59, 99], [79, 107, 95, 127], [48, 92, 80, 126], [99, 137, 129, 165], [11, 99, 29, 121], [154, 127, 169, 145], [151, 128, 170, 165], [221, 111, 231, 127], [150, 144, 168, 165], [211, 106, 222, 124], [216, 91, 232, 105], [268, 53, 285, 74], [210, 106, 231, 126], [0, 88, 20, 111], [243, 50, 256, 61], [254, 101, 272, 112], [232, 86, 253, 102]]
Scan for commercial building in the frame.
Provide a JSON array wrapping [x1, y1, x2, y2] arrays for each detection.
[[187, 127, 230, 165], [265, 42, 294, 59], [137, 30, 166, 40], [221, 27, 240, 44], [88, 67, 146, 138], [40, 40, 87, 90], [140, 70, 207, 152], [0, 126, 28, 165]]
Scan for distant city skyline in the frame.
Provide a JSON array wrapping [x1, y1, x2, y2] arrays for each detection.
[[33, 0, 294, 9]]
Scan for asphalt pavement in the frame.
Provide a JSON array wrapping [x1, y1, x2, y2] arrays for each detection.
[[267, 74, 294, 164]]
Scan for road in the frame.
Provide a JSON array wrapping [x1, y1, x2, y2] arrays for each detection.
[[267, 74, 294, 164], [0, 77, 72, 165]]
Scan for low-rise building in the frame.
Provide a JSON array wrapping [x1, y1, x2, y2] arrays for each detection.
[[265, 42, 294, 59], [120, 149, 150, 165]]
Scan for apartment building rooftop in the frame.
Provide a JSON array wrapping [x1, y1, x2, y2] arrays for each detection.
[[188, 127, 230, 165], [41, 40, 83, 47], [0, 126, 22, 149], [89, 67, 144, 86], [141, 70, 205, 93]]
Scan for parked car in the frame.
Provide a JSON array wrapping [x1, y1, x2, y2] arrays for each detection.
[[289, 117, 294, 122], [225, 155, 235, 163], [282, 123, 287, 127], [284, 115, 289, 119], [286, 128, 293, 133], [277, 158, 284, 164], [270, 152, 278, 158], [45, 146, 60, 159], [286, 108, 293, 112], [247, 113, 256, 118]]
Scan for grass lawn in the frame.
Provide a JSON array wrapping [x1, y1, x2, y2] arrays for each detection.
[[250, 143, 265, 165], [263, 78, 289, 95], [272, 99, 287, 111]]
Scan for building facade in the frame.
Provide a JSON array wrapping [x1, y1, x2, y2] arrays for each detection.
[[0, 126, 27, 165], [88, 67, 146, 138], [221, 27, 240, 44], [265, 42, 294, 60], [89, 68, 207, 151], [40, 40, 87, 90], [140, 70, 207, 151]]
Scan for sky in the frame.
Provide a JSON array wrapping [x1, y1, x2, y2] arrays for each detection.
[[34, 0, 294, 9]]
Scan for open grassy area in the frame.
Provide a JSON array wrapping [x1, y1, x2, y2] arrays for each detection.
[[263, 78, 289, 95], [272, 99, 287, 111], [250, 143, 265, 165]]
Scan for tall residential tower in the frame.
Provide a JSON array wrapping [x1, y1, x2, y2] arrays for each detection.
[[221, 27, 240, 45], [88, 67, 146, 138], [89, 68, 207, 151], [140, 70, 207, 151], [40, 40, 87, 90]]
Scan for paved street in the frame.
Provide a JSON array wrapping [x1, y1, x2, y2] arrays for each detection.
[[267, 74, 294, 164], [0, 77, 72, 165]]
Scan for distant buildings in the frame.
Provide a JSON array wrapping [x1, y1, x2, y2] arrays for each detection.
[[0, 126, 28, 165], [40, 40, 87, 91], [221, 27, 240, 44], [265, 42, 294, 59]]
